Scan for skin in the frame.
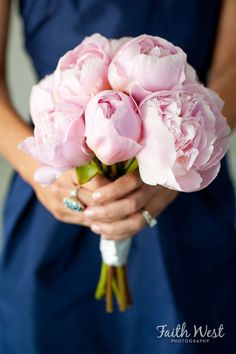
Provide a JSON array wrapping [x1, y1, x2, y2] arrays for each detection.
[[0, 0, 235, 241]]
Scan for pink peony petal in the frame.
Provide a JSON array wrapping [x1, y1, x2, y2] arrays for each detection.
[[30, 79, 54, 124], [137, 101, 176, 185], [34, 166, 70, 185], [82, 33, 132, 59], [197, 163, 221, 190], [18, 137, 37, 154], [87, 125, 142, 165], [175, 169, 202, 192], [183, 63, 198, 84]]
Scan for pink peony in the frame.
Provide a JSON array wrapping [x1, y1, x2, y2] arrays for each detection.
[[29, 74, 55, 125], [82, 33, 132, 60], [20, 106, 93, 185], [108, 34, 193, 102], [84, 90, 143, 165], [137, 84, 230, 192], [53, 42, 111, 110]]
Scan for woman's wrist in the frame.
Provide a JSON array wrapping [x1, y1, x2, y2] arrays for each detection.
[[16, 154, 39, 187], [0, 110, 37, 186]]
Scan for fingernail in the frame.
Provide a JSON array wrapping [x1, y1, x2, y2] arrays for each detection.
[[92, 192, 102, 200], [91, 224, 101, 233], [84, 209, 94, 218]]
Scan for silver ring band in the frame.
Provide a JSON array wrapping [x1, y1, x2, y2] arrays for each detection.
[[141, 209, 157, 228], [69, 188, 78, 198]]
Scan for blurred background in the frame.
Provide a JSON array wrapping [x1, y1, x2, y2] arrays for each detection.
[[0, 2, 236, 242]]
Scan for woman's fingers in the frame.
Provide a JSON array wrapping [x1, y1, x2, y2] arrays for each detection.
[[77, 173, 142, 209], [34, 170, 93, 226], [89, 187, 179, 239], [46, 185, 89, 225], [54, 208, 91, 226], [52, 205, 90, 226], [34, 167, 177, 232], [82, 174, 110, 191], [84, 184, 154, 221], [73, 175, 111, 207], [55, 169, 78, 188], [90, 172, 143, 204], [76, 187, 100, 207], [91, 212, 145, 240]]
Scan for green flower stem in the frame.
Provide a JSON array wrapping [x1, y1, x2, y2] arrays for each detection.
[[106, 266, 114, 313], [95, 263, 108, 300], [101, 162, 109, 175], [116, 266, 127, 312], [112, 277, 119, 300], [116, 162, 125, 177], [124, 157, 138, 174], [111, 164, 118, 178], [124, 158, 133, 171]]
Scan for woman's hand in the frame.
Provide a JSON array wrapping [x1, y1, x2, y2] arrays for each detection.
[[32, 168, 177, 236], [32, 169, 109, 226], [78, 172, 178, 240]]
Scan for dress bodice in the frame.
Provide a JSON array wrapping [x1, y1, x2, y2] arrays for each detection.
[[19, 0, 222, 81]]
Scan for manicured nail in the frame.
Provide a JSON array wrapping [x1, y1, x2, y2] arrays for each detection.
[[92, 192, 102, 200], [84, 209, 94, 218], [91, 224, 101, 233]]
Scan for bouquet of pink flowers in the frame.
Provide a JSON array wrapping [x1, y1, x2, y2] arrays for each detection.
[[20, 33, 230, 312]]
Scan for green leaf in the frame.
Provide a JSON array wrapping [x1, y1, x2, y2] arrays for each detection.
[[76, 159, 103, 184]]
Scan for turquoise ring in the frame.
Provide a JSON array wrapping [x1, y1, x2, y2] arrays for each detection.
[[63, 197, 85, 212]]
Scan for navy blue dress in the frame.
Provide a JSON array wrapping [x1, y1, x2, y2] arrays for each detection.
[[0, 1, 236, 353]]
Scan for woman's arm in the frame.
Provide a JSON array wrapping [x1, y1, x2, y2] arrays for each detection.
[[0, 0, 101, 226], [208, 0, 236, 129], [0, 0, 39, 184]]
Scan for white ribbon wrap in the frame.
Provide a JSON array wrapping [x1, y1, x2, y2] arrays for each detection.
[[99, 238, 132, 266]]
